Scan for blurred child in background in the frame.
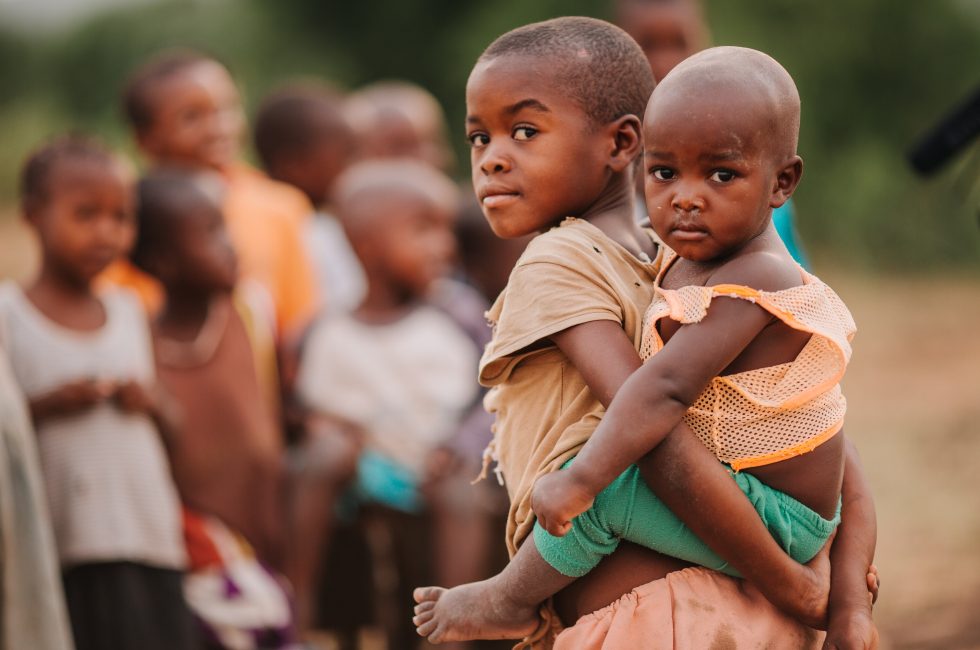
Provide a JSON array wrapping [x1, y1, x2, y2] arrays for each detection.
[[131, 169, 295, 650], [106, 49, 320, 340], [254, 82, 364, 317], [614, 0, 810, 267], [346, 80, 456, 174], [0, 136, 195, 650], [295, 160, 488, 649]]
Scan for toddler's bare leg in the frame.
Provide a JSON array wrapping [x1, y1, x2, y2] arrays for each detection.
[[413, 538, 573, 644]]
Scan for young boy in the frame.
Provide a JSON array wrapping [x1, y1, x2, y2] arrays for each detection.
[[131, 170, 295, 648], [294, 159, 492, 647], [253, 82, 365, 315], [107, 49, 319, 341], [413, 18, 876, 648], [615, 0, 811, 267]]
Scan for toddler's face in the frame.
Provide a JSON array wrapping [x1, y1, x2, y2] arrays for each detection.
[[642, 88, 783, 262], [465, 55, 612, 239], [137, 61, 244, 171], [31, 159, 135, 283]]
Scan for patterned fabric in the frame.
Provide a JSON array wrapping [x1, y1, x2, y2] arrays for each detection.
[[640, 249, 856, 470]]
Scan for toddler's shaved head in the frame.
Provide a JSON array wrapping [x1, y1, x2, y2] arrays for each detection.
[[652, 46, 801, 160]]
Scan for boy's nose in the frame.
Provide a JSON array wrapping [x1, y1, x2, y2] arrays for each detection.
[[478, 147, 512, 175]]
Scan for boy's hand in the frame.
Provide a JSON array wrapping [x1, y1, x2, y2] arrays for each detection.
[[823, 610, 879, 650], [113, 381, 158, 416], [531, 469, 595, 537]]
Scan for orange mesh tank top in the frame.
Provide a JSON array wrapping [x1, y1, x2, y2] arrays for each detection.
[[639, 250, 857, 471]]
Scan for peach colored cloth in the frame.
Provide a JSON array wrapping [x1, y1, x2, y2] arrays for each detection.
[[641, 248, 856, 471], [554, 567, 825, 650]]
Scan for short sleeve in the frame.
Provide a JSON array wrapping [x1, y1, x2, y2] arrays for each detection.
[[480, 228, 625, 383]]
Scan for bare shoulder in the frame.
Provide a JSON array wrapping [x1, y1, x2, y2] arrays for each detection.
[[707, 250, 803, 293]]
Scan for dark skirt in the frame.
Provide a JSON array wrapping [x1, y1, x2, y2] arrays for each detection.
[[63, 561, 202, 650]]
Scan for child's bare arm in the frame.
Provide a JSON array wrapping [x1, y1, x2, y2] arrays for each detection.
[[548, 318, 833, 627], [29, 378, 115, 424], [545, 288, 775, 513], [823, 440, 878, 649]]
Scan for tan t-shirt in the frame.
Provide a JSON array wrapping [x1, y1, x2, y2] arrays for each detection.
[[479, 218, 662, 557]]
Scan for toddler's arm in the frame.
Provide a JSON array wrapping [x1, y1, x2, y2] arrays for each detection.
[[548, 318, 833, 626]]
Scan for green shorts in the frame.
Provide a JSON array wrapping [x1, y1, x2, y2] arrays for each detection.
[[533, 459, 840, 578]]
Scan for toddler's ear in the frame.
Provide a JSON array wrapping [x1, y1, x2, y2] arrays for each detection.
[[770, 155, 803, 208], [607, 115, 643, 173]]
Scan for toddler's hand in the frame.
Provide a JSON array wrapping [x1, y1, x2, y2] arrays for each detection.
[[531, 470, 595, 537]]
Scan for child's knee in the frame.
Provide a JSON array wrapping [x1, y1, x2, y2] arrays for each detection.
[[292, 430, 360, 486]]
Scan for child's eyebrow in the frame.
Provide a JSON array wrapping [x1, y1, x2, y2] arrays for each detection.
[[505, 99, 551, 115], [699, 150, 745, 163], [644, 150, 676, 160]]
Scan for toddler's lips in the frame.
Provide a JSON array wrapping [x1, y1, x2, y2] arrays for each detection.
[[671, 226, 708, 241]]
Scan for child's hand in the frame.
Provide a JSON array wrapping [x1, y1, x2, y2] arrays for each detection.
[[531, 470, 595, 537], [823, 610, 879, 650], [30, 378, 115, 422], [113, 381, 158, 416]]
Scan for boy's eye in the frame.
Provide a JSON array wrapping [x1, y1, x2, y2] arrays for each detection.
[[468, 132, 489, 148], [710, 170, 737, 183], [651, 168, 675, 181], [513, 126, 537, 141]]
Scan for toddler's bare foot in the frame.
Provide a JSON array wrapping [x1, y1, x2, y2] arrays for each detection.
[[413, 580, 539, 644]]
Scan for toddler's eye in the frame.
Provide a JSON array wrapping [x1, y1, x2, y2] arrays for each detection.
[[468, 133, 489, 148], [710, 169, 736, 182], [651, 168, 675, 181], [513, 126, 537, 141]]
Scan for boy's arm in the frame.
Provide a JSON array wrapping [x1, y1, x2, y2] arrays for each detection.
[[823, 439, 878, 649], [550, 317, 834, 628]]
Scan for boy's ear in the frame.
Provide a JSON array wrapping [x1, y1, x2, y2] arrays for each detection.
[[606, 115, 643, 173], [771, 155, 803, 208]]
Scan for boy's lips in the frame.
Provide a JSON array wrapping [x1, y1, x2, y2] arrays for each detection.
[[479, 185, 520, 209]]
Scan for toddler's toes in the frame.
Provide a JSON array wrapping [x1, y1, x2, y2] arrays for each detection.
[[414, 586, 445, 603]]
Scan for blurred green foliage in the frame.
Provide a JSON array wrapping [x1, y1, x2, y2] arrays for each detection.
[[1, 0, 977, 268]]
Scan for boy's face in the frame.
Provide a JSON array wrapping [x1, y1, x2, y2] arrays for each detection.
[[158, 187, 237, 294], [29, 159, 135, 283], [281, 119, 353, 207], [620, 3, 706, 82], [642, 88, 787, 262], [137, 61, 244, 171], [465, 55, 613, 238]]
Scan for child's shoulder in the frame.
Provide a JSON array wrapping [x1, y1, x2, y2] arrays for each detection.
[[519, 217, 624, 265], [705, 250, 806, 293]]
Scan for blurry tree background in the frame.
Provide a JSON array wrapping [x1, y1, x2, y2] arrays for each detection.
[[1, 0, 978, 268]]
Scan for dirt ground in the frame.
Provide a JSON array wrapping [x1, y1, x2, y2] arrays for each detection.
[[2, 215, 978, 649]]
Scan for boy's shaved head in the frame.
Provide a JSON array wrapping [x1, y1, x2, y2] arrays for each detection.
[[480, 16, 654, 125], [653, 46, 801, 159]]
